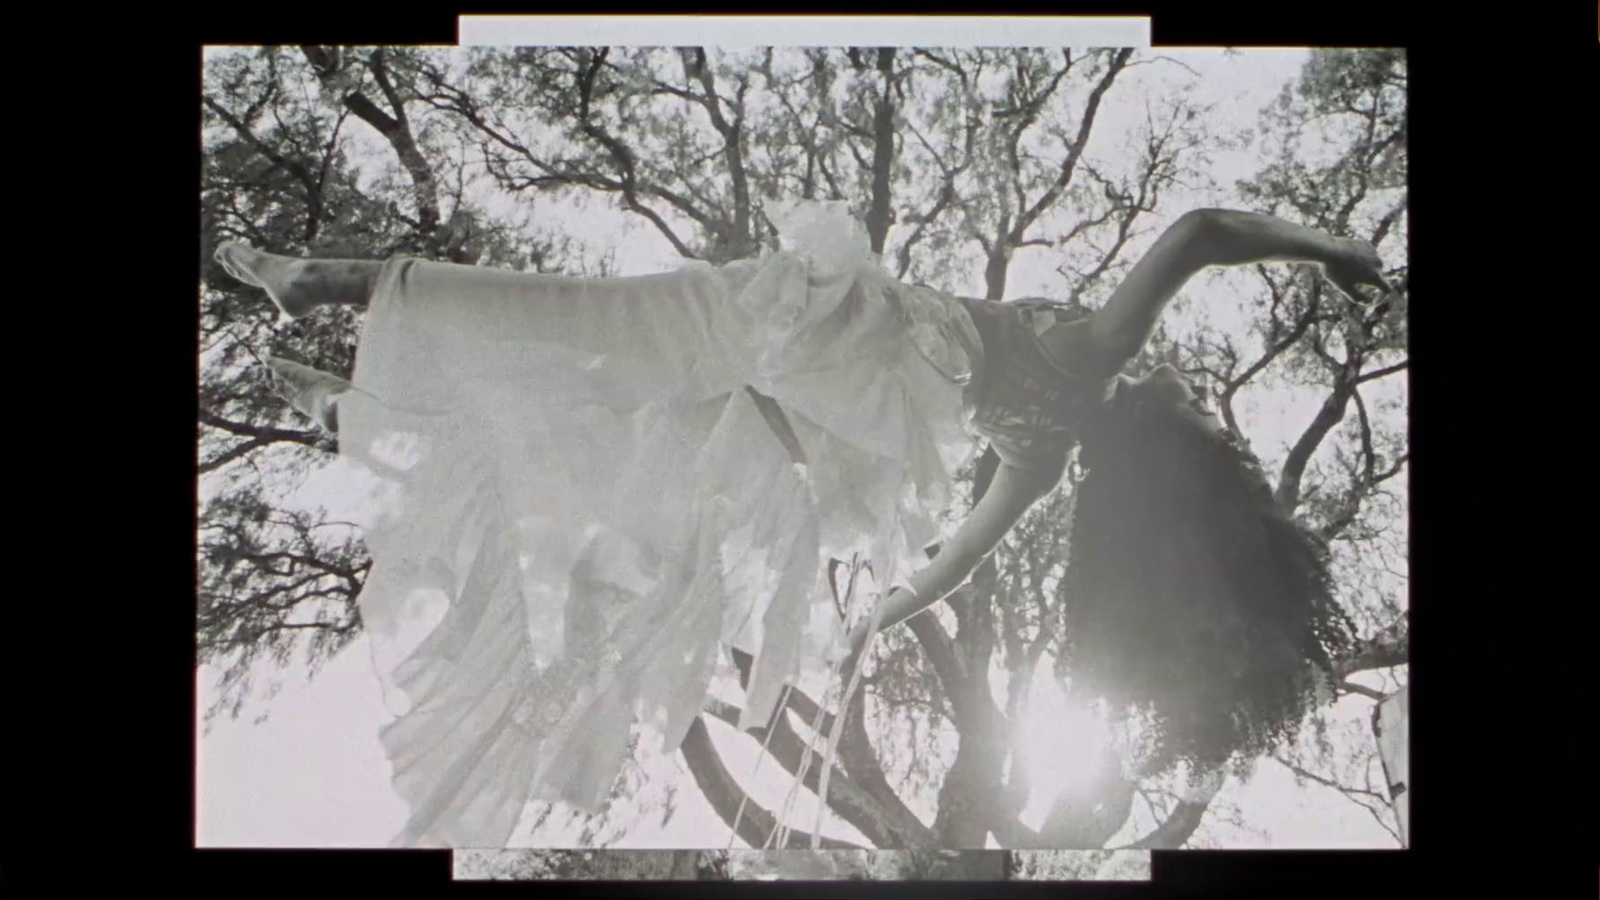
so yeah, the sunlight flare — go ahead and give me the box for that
[1017,657,1114,826]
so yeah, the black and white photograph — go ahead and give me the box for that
[196,22,1409,858]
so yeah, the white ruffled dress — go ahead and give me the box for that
[333,202,985,846]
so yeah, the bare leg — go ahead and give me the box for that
[264,355,350,434]
[215,242,384,318]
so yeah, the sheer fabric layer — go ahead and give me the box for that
[334,211,981,847]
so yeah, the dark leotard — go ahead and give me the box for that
[956,297,1120,473]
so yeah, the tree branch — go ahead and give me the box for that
[1274,755,1395,805]
[837,676,943,846]
[678,717,863,849]
[574,50,708,259]
[301,47,441,237]
[1370,195,1407,246]
[726,647,934,848]
[198,407,323,448]
[423,52,712,260]
[1339,679,1386,701]
[1275,374,1357,514]
[1218,271,1321,430]
[203,87,332,243]
[702,698,938,850]
[864,47,898,254]
[680,48,753,257]
[1010,48,1133,242]
[1357,359,1408,384]
[905,608,971,717]
[1121,801,1209,849]
[1061,150,1167,306]
[202,95,317,190]
[199,435,276,474]
[1333,614,1409,679]
[1312,387,1408,542]
[236,549,364,581]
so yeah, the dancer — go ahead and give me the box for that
[214,201,1390,846]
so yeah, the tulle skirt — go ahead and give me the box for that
[331,207,983,846]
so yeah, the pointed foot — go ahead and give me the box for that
[215,242,317,318]
[264,356,349,433]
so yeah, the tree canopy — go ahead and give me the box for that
[198,45,1408,850]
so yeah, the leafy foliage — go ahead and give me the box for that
[198,46,1407,848]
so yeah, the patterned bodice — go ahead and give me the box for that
[883,280,1120,472]
[956,297,1119,471]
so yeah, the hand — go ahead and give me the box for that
[1322,237,1394,304]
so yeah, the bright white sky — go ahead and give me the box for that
[198,40,1406,851]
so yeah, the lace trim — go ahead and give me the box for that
[891,282,981,386]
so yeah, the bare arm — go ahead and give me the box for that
[1059,209,1390,378]
[847,457,1061,652]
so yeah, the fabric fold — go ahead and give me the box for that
[330,202,984,846]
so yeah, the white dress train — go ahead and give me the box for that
[330,202,984,846]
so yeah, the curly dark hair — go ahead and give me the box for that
[1057,380,1357,778]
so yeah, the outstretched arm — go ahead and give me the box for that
[1063,209,1392,378]
[844,456,1062,656]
